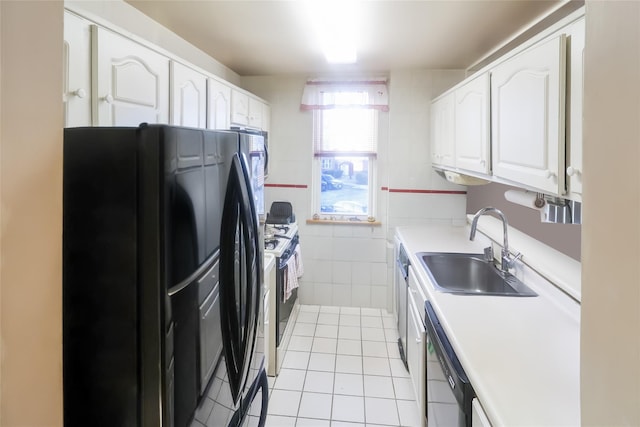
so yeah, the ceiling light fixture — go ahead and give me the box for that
[306,0,358,64]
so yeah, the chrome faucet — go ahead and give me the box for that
[469,207,521,272]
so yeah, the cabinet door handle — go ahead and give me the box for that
[103,94,114,104]
[73,88,87,99]
[545,170,556,179]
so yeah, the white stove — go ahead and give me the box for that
[264,222,298,258]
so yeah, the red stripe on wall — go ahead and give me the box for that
[265,183,308,189]
[385,188,467,195]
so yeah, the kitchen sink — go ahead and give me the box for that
[417,252,537,297]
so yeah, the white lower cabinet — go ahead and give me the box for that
[93,26,170,126]
[407,266,427,427]
[472,398,492,427]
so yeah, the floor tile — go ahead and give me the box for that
[360,316,383,328]
[319,305,340,314]
[363,375,395,399]
[282,351,310,370]
[265,415,297,427]
[392,377,415,401]
[332,395,365,423]
[206,402,232,427]
[340,314,361,327]
[333,373,363,396]
[298,391,333,420]
[268,389,302,417]
[362,356,391,376]
[361,341,388,358]
[382,316,396,329]
[389,358,410,378]
[318,313,340,325]
[364,397,399,426]
[335,354,363,374]
[361,327,386,342]
[331,422,365,427]
[338,326,361,340]
[274,368,306,391]
[296,417,331,427]
[298,312,320,324]
[293,322,317,337]
[289,336,314,352]
[308,353,336,372]
[316,324,339,339]
[337,339,362,356]
[300,305,321,313]
[361,308,382,317]
[304,370,334,393]
[383,328,399,342]
[386,342,401,359]
[340,307,361,316]
[396,399,422,427]
[312,337,338,354]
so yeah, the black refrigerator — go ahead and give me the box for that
[63,124,267,427]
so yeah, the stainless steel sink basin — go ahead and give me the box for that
[417,252,537,297]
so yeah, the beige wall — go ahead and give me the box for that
[581,1,640,424]
[1,1,64,426]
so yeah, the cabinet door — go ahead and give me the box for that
[430,92,455,168]
[231,89,249,126]
[171,61,206,128]
[248,97,264,129]
[407,267,426,427]
[63,12,92,127]
[93,26,169,126]
[207,78,231,130]
[565,18,584,199]
[491,35,567,194]
[455,73,490,174]
[262,103,271,133]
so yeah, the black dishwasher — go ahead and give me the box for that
[424,301,474,427]
[395,242,410,369]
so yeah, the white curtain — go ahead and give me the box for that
[300,78,389,111]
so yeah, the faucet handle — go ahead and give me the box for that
[483,246,494,262]
[502,252,523,271]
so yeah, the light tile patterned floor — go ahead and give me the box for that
[265,305,421,427]
[191,305,421,427]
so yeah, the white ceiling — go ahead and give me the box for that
[125,0,570,76]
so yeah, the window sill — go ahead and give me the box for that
[306,218,382,226]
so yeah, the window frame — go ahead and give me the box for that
[311,107,378,221]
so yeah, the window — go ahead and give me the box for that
[312,96,378,219]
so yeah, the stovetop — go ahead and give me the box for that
[264,222,298,258]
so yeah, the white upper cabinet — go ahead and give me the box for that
[455,73,490,174]
[491,34,567,195]
[248,97,264,129]
[207,78,231,130]
[63,12,92,127]
[262,103,271,133]
[231,89,249,126]
[170,61,207,128]
[93,26,169,126]
[565,18,585,199]
[430,92,455,168]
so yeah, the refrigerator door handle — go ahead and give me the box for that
[219,152,261,405]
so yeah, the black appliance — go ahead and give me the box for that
[396,243,410,369]
[274,233,300,346]
[424,301,474,427]
[63,124,267,427]
[266,201,296,224]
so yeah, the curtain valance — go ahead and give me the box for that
[300,78,389,111]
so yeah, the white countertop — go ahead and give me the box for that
[396,221,580,426]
